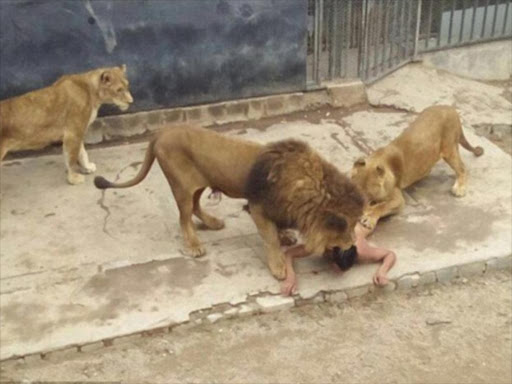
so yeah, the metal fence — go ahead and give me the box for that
[308,0,512,85]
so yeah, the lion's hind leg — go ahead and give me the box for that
[193,188,225,230]
[176,192,206,257]
[248,203,286,280]
[156,151,206,257]
[442,146,467,197]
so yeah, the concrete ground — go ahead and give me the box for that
[0,64,511,368]
[2,269,511,384]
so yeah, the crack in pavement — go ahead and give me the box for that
[369,101,414,114]
[97,189,114,239]
[96,163,140,239]
[340,123,374,155]
[330,132,350,151]
[0,287,31,295]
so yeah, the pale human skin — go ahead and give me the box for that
[281,223,396,296]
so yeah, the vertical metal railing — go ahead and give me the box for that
[358,0,420,82]
[308,0,512,86]
[311,0,323,86]
[419,0,512,53]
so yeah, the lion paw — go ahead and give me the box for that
[204,217,225,231]
[182,244,206,258]
[81,162,97,174]
[278,229,297,247]
[67,172,85,185]
[268,256,286,280]
[451,182,466,197]
[360,215,377,231]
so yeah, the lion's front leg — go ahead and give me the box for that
[361,188,405,232]
[63,131,85,185]
[78,143,96,174]
[249,203,286,280]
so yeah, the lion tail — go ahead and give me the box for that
[94,139,156,189]
[459,130,484,157]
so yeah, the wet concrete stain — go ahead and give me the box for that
[1,302,46,330]
[1,257,211,343]
[372,192,500,253]
[214,261,250,278]
[1,298,137,343]
[1,302,48,342]
[83,257,211,300]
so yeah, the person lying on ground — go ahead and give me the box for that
[281,222,396,296]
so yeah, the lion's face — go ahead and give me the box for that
[98,65,133,111]
[351,157,395,204]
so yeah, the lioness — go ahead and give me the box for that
[0,65,133,184]
[94,125,263,258]
[351,105,484,231]
[246,139,365,279]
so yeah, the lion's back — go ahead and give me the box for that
[0,82,72,148]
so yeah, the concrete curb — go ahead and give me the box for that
[85,80,368,144]
[6,254,511,364]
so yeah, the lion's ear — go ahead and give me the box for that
[376,165,385,177]
[100,71,112,85]
[354,157,366,167]
[325,212,347,232]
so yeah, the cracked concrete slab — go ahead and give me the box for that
[1,73,511,361]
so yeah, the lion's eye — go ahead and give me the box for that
[117,88,123,93]
[369,200,377,206]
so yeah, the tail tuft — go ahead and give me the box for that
[474,146,484,157]
[94,176,112,189]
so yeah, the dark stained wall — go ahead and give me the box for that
[0,0,307,114]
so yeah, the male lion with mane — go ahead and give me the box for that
[351,105,483,232]
[246,139,365,279]
[0,65,133,184]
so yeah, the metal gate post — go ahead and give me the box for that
[312,0,324,86]
[413,0,422,59]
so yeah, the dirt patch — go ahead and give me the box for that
[480,78,512,104]
[373,198,500,253]
[2,270,511,384]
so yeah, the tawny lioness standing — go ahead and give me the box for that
[0,65,133,184]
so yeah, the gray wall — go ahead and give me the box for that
[0,0,307,115]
